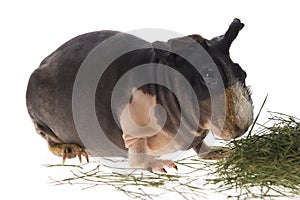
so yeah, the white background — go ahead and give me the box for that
[1,0,299,199]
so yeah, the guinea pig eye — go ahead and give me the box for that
[175,55,183,63]
[201,68,217,86]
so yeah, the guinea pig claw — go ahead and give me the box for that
[167,162,178,170]
[159,168,167,173]
[82,149,89,163]
[174,165,178,171]
[77,153,82,164]
[62,154,67,165]
[150,167,167,173]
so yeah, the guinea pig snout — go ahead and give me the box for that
[224,82,254,139]
[210,82,253,140]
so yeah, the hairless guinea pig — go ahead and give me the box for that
[26,18,253,172]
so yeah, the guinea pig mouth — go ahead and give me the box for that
[209,120,251,140]
[209,124,234,140]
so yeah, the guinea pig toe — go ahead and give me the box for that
[79,148,89,163]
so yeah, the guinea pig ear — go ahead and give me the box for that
[170,37,194,51]
[209,18,244,53]
[152,41,172,62]
[222,18,244,49]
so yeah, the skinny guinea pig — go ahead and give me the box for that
[26,19,253,172]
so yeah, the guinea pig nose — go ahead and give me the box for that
[233,125,248,139]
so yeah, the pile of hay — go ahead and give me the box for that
[206,112,300,199]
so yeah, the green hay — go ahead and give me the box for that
[206,112,300,199]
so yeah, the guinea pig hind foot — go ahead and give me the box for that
[48,142,89,165]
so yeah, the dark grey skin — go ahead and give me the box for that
[26,19,253,171]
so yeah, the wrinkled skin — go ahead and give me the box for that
[26,19,253,172]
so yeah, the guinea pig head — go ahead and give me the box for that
[204,18,254,140]
[153,18,254,140]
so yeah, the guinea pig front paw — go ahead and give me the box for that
[147,159,178,173]
[201,147,229,160]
